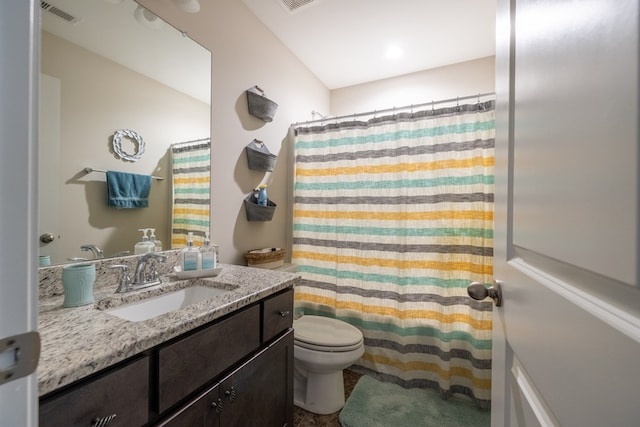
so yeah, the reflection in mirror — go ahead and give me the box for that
[39,0,211,266]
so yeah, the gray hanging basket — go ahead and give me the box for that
[245,139,277,171]
[246,85,278,122]
[244,193,276,221]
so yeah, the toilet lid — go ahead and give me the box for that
[293,315,363,348]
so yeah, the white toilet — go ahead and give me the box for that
[293,315,365,415]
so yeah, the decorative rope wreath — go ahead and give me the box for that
[112,129,145,162]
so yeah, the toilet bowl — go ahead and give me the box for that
[293,315,364,415]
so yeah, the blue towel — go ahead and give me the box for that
[106,171,152,208]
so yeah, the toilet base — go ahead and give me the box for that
[294,369,346,415]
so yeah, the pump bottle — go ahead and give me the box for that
[134,229,155,254]
[180,232,201,271]
[149,228,162,252]
[200,231,216,270]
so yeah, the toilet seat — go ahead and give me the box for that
[294,315,363,352]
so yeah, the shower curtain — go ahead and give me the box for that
[170,139,211,248]
[291,101,495,408]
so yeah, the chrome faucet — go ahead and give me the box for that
[110,252,167,293]
[80,244,104,259]
[134,252,168,285]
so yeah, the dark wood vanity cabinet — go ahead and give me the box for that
[159,330,293,427]
[158,288,294,427]
[38,287,294,427]
[157,304,261,413]
[39,356,150,427]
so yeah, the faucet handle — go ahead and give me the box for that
[110,264,131,293]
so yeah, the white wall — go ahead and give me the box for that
[330,56,495,117]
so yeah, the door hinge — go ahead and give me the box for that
[0,331,40,385]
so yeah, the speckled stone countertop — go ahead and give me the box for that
[38,251,299,397]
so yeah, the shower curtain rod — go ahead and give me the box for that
[294,92,495,126]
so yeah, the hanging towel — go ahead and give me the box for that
[106,171,152,208]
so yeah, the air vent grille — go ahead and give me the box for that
[41,1,82,24]
[278,0,316,13]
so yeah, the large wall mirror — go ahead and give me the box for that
[39,0,211,265]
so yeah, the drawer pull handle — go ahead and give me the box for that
[92,414,116,427]
[211,398,223,413]
[278,310,291,317]
[225,386,237,402]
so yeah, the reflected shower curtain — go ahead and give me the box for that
[292,102,495,408]
[170,139,211,248]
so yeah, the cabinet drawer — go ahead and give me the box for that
[262,288,294,342]
[157,304,260,413]
[39,356,149,427]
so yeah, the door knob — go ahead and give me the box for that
[467,280,503,307]
[40,233,55,243]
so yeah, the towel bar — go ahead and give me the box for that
[84,167,164,181]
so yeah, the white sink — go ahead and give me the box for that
[103,285,230,322]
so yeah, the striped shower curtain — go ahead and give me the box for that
[292,101,495,408]
[171,139,211,248]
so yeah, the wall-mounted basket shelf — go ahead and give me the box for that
[246,85,278,122]
[244,193,276,221]
[245,139,277,172]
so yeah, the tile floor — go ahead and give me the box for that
[293,369,362,427]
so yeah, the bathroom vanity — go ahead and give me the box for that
[37,258,298,427]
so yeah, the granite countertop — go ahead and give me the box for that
[38,261,299,397]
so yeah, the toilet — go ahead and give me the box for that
[293,315,365,415]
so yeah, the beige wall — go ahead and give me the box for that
[40,31,210,263]
[330,56,495,117]
[66,0,494,267]
[137,0,330,265]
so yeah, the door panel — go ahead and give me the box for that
[494,0,640,426]
[0,1,40,426]
[511,0,638,286]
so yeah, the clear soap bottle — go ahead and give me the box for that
[181,232,201,271]
[134,229,154,254]
[149,228,162,252]
[200,231,216,270]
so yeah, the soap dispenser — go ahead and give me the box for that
[149,228,162,252]
[181,232,201,271]
[200,231,216,270]
[134,229,154,254]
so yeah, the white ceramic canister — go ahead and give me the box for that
[62,263,96,307]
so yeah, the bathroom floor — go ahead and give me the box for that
[293,369,362,427]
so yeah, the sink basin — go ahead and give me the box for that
[103,285,230,322]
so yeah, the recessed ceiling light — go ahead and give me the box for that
[385,45,404,60]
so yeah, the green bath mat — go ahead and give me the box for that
[339,375,490,427]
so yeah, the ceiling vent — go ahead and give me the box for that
[41,1,83,24]
[277,0,318,14]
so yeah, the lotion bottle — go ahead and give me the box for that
[200,231,216,270]
[181,232,201,271]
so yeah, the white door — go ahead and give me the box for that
[491,0,640,426]
[0,0,40,426]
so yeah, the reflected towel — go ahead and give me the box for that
[106,171,152,208]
